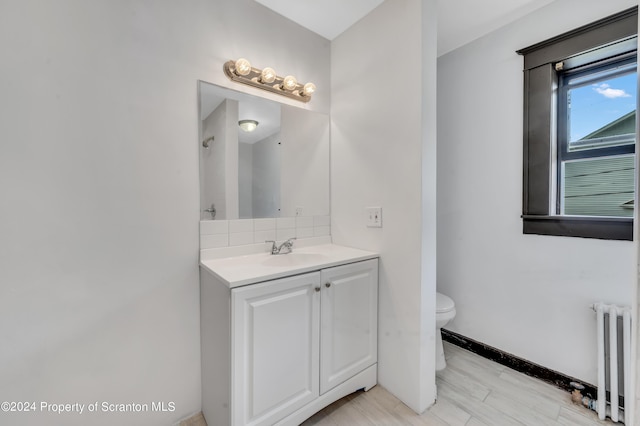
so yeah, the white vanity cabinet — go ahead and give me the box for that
[319,260,378,395]
[200,253,378,426]
[231,272,321,426]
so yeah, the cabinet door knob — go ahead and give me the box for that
[315,286,321,292]
[325,282,331,288]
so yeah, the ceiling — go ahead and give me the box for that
[254,0,385,40]
[437,0,556,55]
[201,82,280,144]
[255,0,556,56]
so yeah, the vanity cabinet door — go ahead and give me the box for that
[320,259,378,395]
[231,272,321,426]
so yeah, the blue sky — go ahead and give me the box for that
[568,72,637,140]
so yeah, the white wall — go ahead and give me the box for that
[238,142,253,219]
[252,133,281,218]
[224,100,240,220]
[202,99,235,220]
[437,0,638,386]
[0,0,329,424]
[331,0,438,413]
[280,106,330,217]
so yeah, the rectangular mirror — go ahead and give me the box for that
[199,80,330,220]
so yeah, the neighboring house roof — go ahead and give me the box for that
[581,110,636,140]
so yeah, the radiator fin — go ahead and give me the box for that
[594,303,632,424]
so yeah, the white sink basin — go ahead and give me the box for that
[262,252,328,267]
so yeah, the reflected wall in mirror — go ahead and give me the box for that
[199,80,330,220]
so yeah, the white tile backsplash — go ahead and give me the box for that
[200,220,229,235]
[295,216,314,228]
[296,227,314,238]
[314,215,330,227]
[314,226,331,237]
[199,216,329,249]
[200,233,229,249]
[254,230,277,243]
[254,218,276,231]
[229,231,254,246]
[229,219,254,233]
[277,229,297,241]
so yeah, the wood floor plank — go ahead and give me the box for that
[484,392,559,426]
[557,406,613,426]
[301,412,339,426]
[347,390,410,426]
[394,401,450,426]
[436,365,491,402]
[363,384,405,412]
[301,342,614,426]
[425,396,471,425]
[445,346,562,421]
[489,373,563,420]
[466,417,491,426]
[436,379,526,426]
[323,399,378,426]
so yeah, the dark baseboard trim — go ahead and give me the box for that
[441,329,598,399]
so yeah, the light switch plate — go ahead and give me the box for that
[365,207,382,228]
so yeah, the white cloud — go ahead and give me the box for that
[593,83,631,99]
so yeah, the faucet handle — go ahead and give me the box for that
[265,240,278,254]
[282,237,296,248]
[277,237,296,254]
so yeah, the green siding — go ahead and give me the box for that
[563,155,634,217]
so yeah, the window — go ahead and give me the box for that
[558,54,637,218]
[518,7,638,240]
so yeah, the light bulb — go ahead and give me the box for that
[260,67,276,84]
[234,58,252,76]
[302,82,316,96]
[282,75,297,91]
[239,120,258,132]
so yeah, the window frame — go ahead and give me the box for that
[556,54,636,217]
[517,7,638,240]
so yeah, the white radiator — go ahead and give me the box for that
[593,303,632,424]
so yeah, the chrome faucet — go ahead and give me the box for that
[266,238,296,255]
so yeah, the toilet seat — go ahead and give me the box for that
[436,292,455,314]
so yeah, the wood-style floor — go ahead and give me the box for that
[182,342,614,426]
[301,342,614,426]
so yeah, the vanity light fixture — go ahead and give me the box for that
[238,119,259,132]
[223,58,316,103]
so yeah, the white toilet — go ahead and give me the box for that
[436,292,456,371]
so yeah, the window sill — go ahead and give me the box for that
[522,215,633,241]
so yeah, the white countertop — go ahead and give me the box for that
[200,243,378,288]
